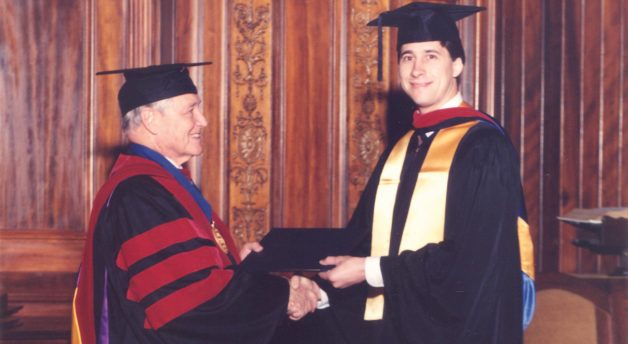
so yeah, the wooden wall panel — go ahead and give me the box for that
[500,1,523,148]
[599,0,622,273]
[228,0,273,244]
[540,0,563,272]
[281,0,335,227]
[601,0,621,208]
[520,0,543,273]
[0,0,89,231]
[559,0,625,275]
[127,0,161,64]
[474,0,495,115]
[346,0,389,217]
[330,0,348,227]
[198,1,229,218]
[559,0,583,273]
[1,2,627,340]
[173,1,203,184]
[0,0,625,341]
[580,0,602,273]
[623,0,628,207]
[0,231,83,273]
[489,0,627,275]
[282,0,335,227]
[92,0,126,200]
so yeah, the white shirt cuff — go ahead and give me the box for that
[316,289,330,309]
[365,256,384,287]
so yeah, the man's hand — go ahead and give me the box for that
[286,275,321,321]
[318,256,366,289]
[239,242,263,261]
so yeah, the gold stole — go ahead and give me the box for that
[365,121,477,320]
[518,218,535,280]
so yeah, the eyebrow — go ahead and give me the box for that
[400,48,442,56]
[423,49,442,54]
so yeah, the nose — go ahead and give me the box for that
[411,60,424,77]
[194,107,208,127]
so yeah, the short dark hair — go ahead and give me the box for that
[442,40,465,86]
[441,40,465,64]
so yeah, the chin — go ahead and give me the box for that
[408,93,429,105]
[190,148,204,157]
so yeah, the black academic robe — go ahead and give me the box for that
[305,114,523,344]
[76,154,289,344]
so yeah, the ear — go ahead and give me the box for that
[452,57,464,78]
[139,107,159,135]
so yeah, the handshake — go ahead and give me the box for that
[240,242,365,322]
[286,275,321,321]
[239,242,323,321]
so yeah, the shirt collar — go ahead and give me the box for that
[164,156,182,169]
[439,92,463,110]
[422,92,463,137]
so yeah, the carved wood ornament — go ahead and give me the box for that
[229,0,272,245]
[347,0,388,212]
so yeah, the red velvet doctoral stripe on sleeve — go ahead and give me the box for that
[144,269,234,330]
[115,213,236,330]
[125,246,223,302]
[116,218,212,270]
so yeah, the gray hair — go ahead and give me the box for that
[121,98,172,133]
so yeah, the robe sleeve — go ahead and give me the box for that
[379,124,523,343]
[93,175,289,344]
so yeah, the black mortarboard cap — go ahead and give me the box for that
[367,2,484,81]
[96,62,212,115]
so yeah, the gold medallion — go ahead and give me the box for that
[210,220,230,255]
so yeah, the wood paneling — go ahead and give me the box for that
[0,0,89,231]
[601,0,621,208]
[346,0,389,217]
[198,0,229,218]
[520,0,543,261]
[623,0,628,207]
[92,0,126,200]
[540,0,563,273]
[600,0,624,272]
[228,0,273,244]
[0,230,83,273]
[487,0,627,275]
[581,0,603,273]
[1,0,625,272]
[0,0,626,341]
[560,0,584,273]
[281,0,335,227]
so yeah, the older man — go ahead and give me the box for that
[72,63,320,344]
[315,2,535,344]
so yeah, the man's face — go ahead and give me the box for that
[151,93,207,166]
[398,41,463,113]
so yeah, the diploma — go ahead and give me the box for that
[239,227,361,272]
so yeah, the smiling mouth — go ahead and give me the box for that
[411,81,431,88]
